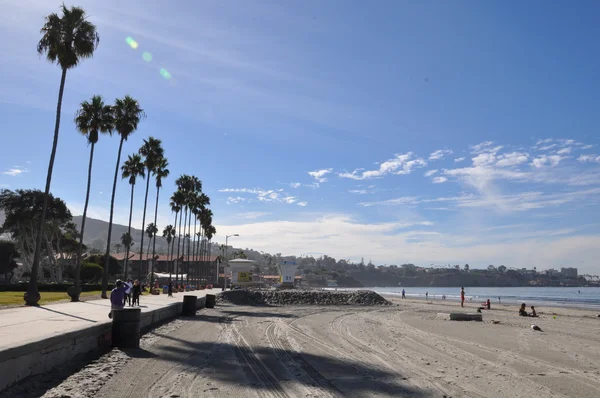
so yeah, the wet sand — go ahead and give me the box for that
[15,297,600,398]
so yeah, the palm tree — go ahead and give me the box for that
[72,95,113,302]
[137,137,164,280]
[101,96,145,298]
[120,154,145,280]
[162,224,175,281]
[170,190,185,284]
[29,5,100,305]
[205,224,216,283]
[200,207,213,282]
[150,158,170,289]
[120,232,134,277]
[144,222,157,276]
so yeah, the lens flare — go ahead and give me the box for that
[125,36,138,49]
[159,68,172,80]
[142,52,153,62]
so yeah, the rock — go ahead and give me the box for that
[218,289,391,306]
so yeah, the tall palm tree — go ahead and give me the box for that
[29,5,100,305]
[72,95,113,302]
[200,207,213,282]
[137,137,164,280]
[120,232,134,278]
[205,224,216,283]
[150,158,170,289]
[101,96,145,298]
[120,154,145,280]
[170,190,185,284]
[162,224,175,281]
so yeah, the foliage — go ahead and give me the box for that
[0,240,20,283]
[86,254,120,276]
[80,261,103,283]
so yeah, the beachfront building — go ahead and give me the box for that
[111,253,219,282]
[560,267,578,278]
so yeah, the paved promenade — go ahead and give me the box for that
[0,289,221,353]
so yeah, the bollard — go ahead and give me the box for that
[205,294,216,309]
[112,308,141,348]
[182,295,197,316]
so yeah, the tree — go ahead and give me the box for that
[80,261,102,283]
[0,189,74,284]
[137,137,164,280]
[102,96,145,298]
[170,190,185,284]
[0,240,20,283]
[488,265,497,272]
[120,153,145,280]
[464,264,469,271]
[498,265,507,273]
[87,254,120,276]
[72,95,114,301]
[150,157,169,289]
[120,231,134,276]
[30,5,100,305]
[162,224,175,280]
[145,223,158,271]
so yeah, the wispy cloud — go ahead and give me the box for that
[531,154,565,168]
[297,202,308,207]
[495,152,529,167]
[220,188,302,205]
[454,157,465,163]
[424,169,438,177]
[236,212,270,219]
[348,189,369,195]
[308,169,332,184]
[2,166,28,176]
[432,176,448,184]
[338,152,426,180]
[578,154,600,163]
[429,149,453,161]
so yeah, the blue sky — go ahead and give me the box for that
[1,0,599,273]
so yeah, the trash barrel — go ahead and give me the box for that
[112,308,141,348]
[182,295,197,316]
[205,294,216,308]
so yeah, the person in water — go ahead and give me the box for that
[519,303,528,317]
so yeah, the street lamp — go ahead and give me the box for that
[223,234,239,290]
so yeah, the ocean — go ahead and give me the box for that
[325,286,600,310]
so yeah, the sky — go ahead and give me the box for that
[1,0,599,274]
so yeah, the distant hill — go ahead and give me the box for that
[72,216,171,253]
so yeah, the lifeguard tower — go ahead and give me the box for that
[227,258,258,287]
[277,260,298,289]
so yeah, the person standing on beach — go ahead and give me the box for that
[132,280,141,306]
[168,281,173,297]
[402,289,406,299]
[123,279,133,307]
[460,287,465,307]
[426,292,428,300]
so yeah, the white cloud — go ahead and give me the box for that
[348,189,369,195]
[432,176,448,184]
[495,152,529,167]
[219,188,303,205]
[531,155,564,168]
[429,149,453,161]
[424,169,438,177]
[339,152,427,180]
[557,148,572,155]
[212,214,600,273]
[470,141,494,153]
[535,138,553,145]
[297,202,308,207]
[578,154,600,164]
[581,145,593,150]
[289,182,302,188]
[359,197,419,207]
[236,212,270,220]
[454,157,465,163]
[2,166,27,176]
[308,168,332,184]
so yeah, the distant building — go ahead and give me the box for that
[560,267,578,278]
[545,268,558,276]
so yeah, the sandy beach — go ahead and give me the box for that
[9,295,600,398]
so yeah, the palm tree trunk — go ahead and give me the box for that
[72,141,95,302]
[175,209,183,286]
[169,211,178,282]
[124,182,135,280]
[186,210,192,285]
[180,207,188,286]
[101,136,125,298]
[26,67,68,306]
[150,185,160,290]
[138,169,151,280]
[191,219,197,288]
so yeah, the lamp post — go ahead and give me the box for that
[224,234,239,290]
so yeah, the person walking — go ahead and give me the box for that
[132,280,141,306]
[426,292,428,300]
[124,279,133,307]
[460,287,465,308]
[109,280,127,318]
[168,280,173,297]
[402,289,406,299]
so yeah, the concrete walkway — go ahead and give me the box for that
[0,289,221,353]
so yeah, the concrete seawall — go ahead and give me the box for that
[0,290,218,392]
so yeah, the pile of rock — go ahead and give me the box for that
[218,289,390,306]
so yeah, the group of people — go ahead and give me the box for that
[109,279,142,318]
[519,303,538,317]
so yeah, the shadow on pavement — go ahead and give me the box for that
[35,306,98,323]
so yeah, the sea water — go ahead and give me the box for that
[325,286,600,310]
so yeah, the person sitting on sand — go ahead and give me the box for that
[519,303,528,317]
[530,306,538,317]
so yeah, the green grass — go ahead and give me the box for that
[0,290,103,306]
